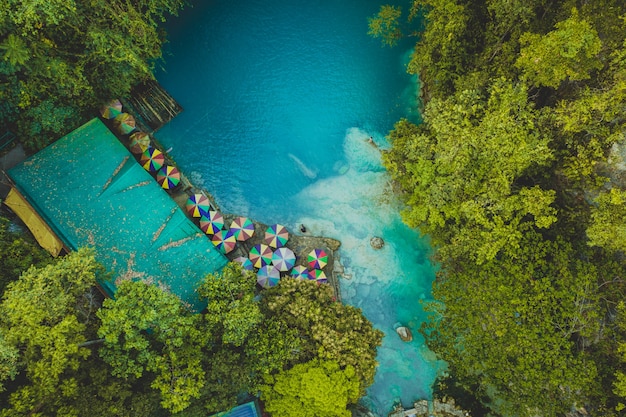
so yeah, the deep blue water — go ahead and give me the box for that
[156,1,443,415]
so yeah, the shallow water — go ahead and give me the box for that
[156,1,443,414]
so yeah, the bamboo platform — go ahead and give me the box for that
[122,80,183,132]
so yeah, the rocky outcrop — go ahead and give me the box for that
[370,236,384,249]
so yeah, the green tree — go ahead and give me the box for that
[0,248,101,416]
[0,216,51,296]
[261,360,360,417]
[97,280,206,413]
[197,263,262,346]
[0,0,185,150]
[516,9,602,88]
[261,279,383,393]
[383,79,555,263]
[368,5,403,47]
[422,234,601,416]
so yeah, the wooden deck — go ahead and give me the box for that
[122,80,183,132]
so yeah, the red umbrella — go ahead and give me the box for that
[307,248,328,270]
[309,269,328,283]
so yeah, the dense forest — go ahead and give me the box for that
[371,0,626,416]
[5,0,626,416]
[0,2,383,417]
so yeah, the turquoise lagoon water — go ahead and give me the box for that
[156,1,444,414]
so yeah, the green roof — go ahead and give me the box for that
[9,118,228,310]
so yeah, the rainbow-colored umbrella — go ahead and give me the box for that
[186,193,211,218]
[100,99,123,119]
[140,147,164,172]
[307,248,328,270]
[249,243,273,268]
[272,247,296,272]
[229,216,255,241]
[309,269,328,283]
[233,256,254,271]
[211,229,237,254]
[257,265,281,288]
[264,224,289,248]
[113,112,136,135]
[128,131,150,154]
[156,165,181,190]
[199,210,224,235]
[290,265,310,280]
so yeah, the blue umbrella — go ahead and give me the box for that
[257,265,281,288]
[272,247,296,272]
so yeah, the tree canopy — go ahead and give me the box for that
[376,0,626,415]
[0,0,184,150]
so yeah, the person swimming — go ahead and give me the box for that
[300,224,307,233]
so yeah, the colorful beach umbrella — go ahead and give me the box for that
[140,147,164,172]
[128,131,150,154]
[186,193,211,218]
[199,210,224,235]
[156,165,181,190]
[233,256,254,271]
[113,112,136,135]
[307,248,328,270]
[229,216,255,241]
[272,247,296,272]
[100,99,123,119]
[257,265,281,288]
[309,269,328,283]
[290,265,310,280]
[211,229,237,254]
[249,243,273,268]
[264,224,289,248]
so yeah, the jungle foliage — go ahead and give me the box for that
[372,0,626,415]
[0,258,380,416]
[0,0,184,151]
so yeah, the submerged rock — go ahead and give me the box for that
[370,236,384,250]
[393,322,413,342]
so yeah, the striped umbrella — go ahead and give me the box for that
[233,256,254,271]
[272,247,296,272]
[113,112,136,135]
[257,265,281,288]
[290,265,310,280]
[186,193,211,218]
[140,147,164,172]
[264,224,289,248]
[199,210,224,235]
[309,269,328,284]
[307,248,328,270]
[211,229,237,254]
[229,216,255,241]
[249,243,273,268]
[156,165,181,190]
[128,131,150,154]
[100,99,122,119]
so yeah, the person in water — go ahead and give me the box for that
[300,224,307,233]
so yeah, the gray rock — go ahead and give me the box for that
[370,236,384,250]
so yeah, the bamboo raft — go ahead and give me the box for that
[122,80,183,132]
